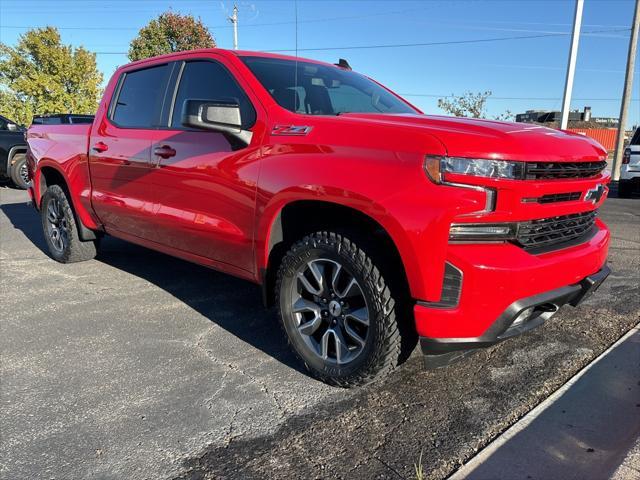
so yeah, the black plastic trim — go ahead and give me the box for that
[520,224,599,255]
[417,262,463,309]
[420,265,611,361]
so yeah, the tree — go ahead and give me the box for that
[0,27,103,126]
[438,91,513,121]
[128,12,216,62]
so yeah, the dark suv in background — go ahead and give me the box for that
[0,115,28,189]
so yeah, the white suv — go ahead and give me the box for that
[620,128,640,197]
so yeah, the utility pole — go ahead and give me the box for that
[560,0,584,130]
[228,4,239,50]
[612,0,639,181]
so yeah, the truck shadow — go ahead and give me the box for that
[1,199,304,376]
[0,197,50,253]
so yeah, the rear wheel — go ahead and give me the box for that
[276,231,407,387]
[10,153,29,189]
[41,185,98,263]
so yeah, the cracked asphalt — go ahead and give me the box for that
[0,185,638,480]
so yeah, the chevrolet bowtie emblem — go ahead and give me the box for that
[585,184,606,204]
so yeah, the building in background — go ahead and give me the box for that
[515,106,618,127]
[515,106,621,155]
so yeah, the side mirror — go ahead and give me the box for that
[7,123,18,131]
[181,99,252,144]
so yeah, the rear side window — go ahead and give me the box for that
[171,60,256,130]
[111,64,170,128]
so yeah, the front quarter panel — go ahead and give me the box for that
[255,120,488,301]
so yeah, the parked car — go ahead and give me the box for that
[0,115,28,189]
[32,114,94,125]
[26,49,611,387]
[619,128,640,197]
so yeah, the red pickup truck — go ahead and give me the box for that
[26,49,611,387]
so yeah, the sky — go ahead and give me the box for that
[1,0,638,127]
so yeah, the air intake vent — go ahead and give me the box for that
[427,262,463,308]
[516,210,597,251]
[523,192,582,204]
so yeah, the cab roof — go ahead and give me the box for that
[125,48,340,70]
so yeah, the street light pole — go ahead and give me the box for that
[228,4,239,50]
[560,0,584,130]
[612,0,640,181]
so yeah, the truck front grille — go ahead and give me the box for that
[516,210,598,251]
[525,161,607,180]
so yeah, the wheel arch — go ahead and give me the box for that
[260,199,411,308]
[38,164,98,241]
[6,145,27,175]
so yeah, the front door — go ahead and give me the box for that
[146,58,263,273]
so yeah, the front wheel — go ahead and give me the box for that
[276,231,406,387]
[41,184,99,263]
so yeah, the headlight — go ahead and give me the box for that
[425,156,524,183]
[449,223,517,241]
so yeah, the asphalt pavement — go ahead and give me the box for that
[0,185,638,480]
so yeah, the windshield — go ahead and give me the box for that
[241,56,416,116]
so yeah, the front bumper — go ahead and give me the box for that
[419,264,610,367]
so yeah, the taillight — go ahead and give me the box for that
[622,148,631,165]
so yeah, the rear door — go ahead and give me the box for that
[89,63,173,239]
[144,57,263,273]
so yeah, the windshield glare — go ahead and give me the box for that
[241,56,416,116]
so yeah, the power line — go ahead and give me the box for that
[0,5,436,31]
[0,20,630,36]
[264,28,630,53]
[400,94,639,101]
[88,27,630,56]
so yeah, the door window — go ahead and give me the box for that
[111,64,170,128]
[170,60,256,130]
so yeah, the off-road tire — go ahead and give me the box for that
[41,185,98,263]
[276,231,407,387]
[10,153,29,189]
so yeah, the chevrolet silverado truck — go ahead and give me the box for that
[26,49,611,387]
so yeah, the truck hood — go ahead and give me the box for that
[339,113,607,162]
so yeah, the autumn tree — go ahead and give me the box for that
[438,91,513,121]
[128,12,216,61]
[0,27,103,126]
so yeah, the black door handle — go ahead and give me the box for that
[153,145,176,159]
